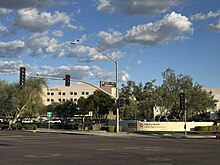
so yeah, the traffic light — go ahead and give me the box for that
[179,92,185,110]
[118,98,124,108]
[65,74,70,86]
[20,67,26,86]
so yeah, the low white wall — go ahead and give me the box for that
[137,121,214,131]
[108,120,214,132]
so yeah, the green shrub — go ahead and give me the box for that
[107,126,115,133]
[0,124,3,129]
[23,124,37,130]
[11,123,23,130]
[195,126,209,131]
[1,124,9,130]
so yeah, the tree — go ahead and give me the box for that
[0,80,17,119]
[85,90,115,122]
[120,81,142,119]
[157,68,217,120]
[10,78,47,125]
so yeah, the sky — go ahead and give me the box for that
[0,0,220,88]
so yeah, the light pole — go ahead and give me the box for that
[71,41,120,133]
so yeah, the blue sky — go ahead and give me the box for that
[0,0,220,87]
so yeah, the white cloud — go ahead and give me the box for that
[190,10,220,21]
[125,12,193,45]
[0,24,9,35]
[26,32,58,56]
[137,60,142,65]
[34,65,102,80]
[97,0,178,16]
[0,60,22,74]
[52,30,63,37]
[0,40,25,58]
[208,19,220,32]
[98,29,125,50]
[68,44,124,62]
[0,8,12,15]
[14,8,77,32]
[121,71,130,82]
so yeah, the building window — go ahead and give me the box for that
[74,99,77,102]
[47,98,50,102]
[47,92,50,95]
[82,91,85,95]
[58,92,61,95]
[63,99,65,102]
[70,98,73,101]
[63,92,66,95]
[51,92,54,96]
[86,92,89,95]
[51,99,54,102]
[58,98,61,102]
[70,92,73,95]
[74,92,77,95]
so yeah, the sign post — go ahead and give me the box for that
[47,112,52,131]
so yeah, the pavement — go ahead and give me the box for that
[32,128,217,139]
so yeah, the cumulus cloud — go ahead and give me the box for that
[96,12,192,47]
[190,10,220,21]
[0,8,12,15]
[96,0,178,16]
[98,29,125,50]
[67,44,124,62]
[0,0,64,10]
[0,60,22,74]
[125,12,193,45]
[121,71,130,82]
[208,19,220,32]
[14,8,77,32]
[0,40,25,58]
[33,65,107,80]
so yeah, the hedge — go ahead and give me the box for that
[195,126,220,131]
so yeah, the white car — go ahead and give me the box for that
[22,119,33,123]
[48,119,61,123]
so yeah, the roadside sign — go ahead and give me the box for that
[100,81,117,87]
[47,112,52,117]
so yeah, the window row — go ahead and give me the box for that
[47,98,78,102]
[47,91,90,96]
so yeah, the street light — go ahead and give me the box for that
[71,40,120,133]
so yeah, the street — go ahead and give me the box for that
[0,130,220,165]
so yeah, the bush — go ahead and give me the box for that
[23,124,37,130]
[107,126,115,133]
[195,126,209,131]
[1,124,9,130]
[11,123,23,130]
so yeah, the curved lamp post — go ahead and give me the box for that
[71,41,120,133]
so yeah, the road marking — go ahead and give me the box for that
[124,147,140,150]
[143,146,163,151]
[24,153,62,158]
[96,148,114,151]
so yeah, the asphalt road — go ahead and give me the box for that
[0,130,220,165]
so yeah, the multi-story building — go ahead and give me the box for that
[204,88,220,120]
[42,84,116,106]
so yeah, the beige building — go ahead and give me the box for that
[42,83,116,106]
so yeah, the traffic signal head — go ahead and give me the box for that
[179,92,185,110]
[65,74,70,86]
[20,67,26,86]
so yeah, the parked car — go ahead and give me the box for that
[22,118,33,123]
[48,119,62,124]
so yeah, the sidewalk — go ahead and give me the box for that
[32,128,217,139]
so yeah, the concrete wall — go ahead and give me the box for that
[109,120,214,132]
[137,121,214,132]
